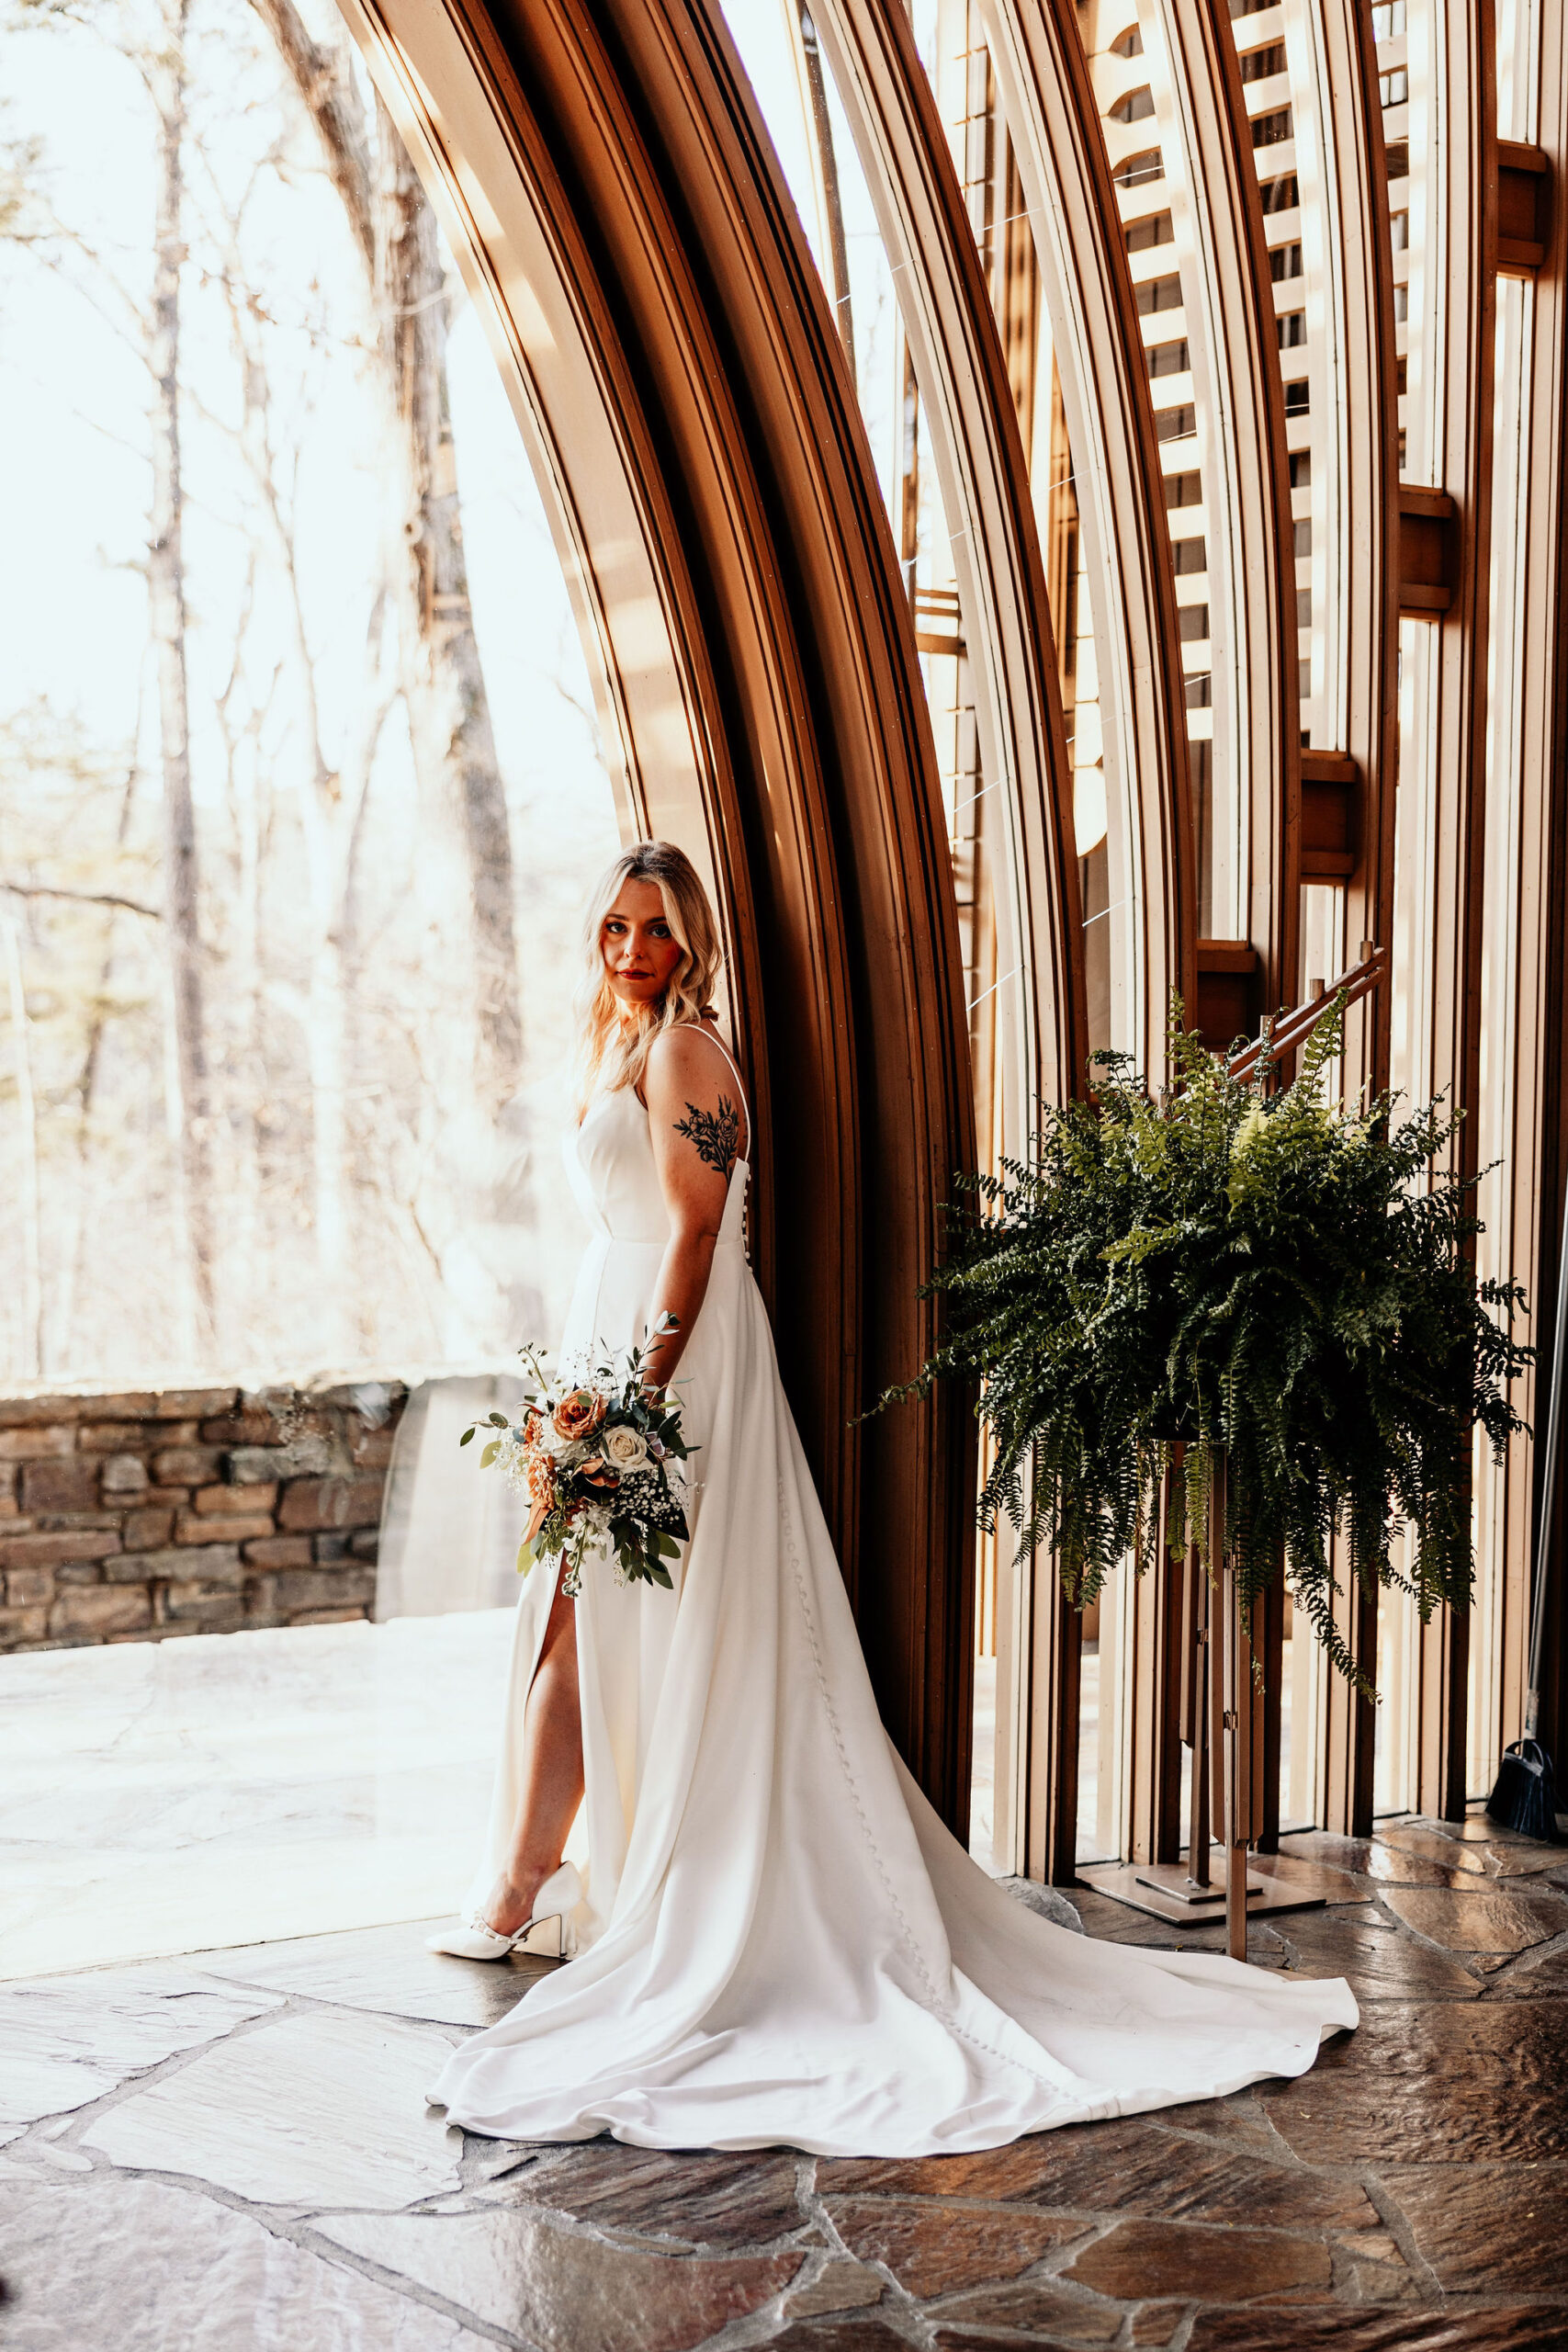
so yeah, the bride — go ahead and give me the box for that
[425,839,1357,2155]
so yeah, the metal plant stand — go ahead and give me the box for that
[1081,961,1396,1956]
[1091,1451,1333,1957]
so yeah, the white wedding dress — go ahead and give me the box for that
[428,1035,1357,2154]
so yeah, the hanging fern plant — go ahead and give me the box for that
[883,1000,1532,1690]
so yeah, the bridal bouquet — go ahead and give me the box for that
[459,1320,694,1596]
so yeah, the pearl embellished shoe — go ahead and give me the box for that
[425,1862,581,1962]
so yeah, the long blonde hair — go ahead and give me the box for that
[573,841,725,1110]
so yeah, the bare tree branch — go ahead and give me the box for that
[2,880,163,920]
[1,366,151,466]
[7,234,150,360]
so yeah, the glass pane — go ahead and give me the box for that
[1077,0,1237,942]
[1378,611,1436,1817]
[0,3,617,1380]
[1077,1555,1133,1862]
[0,0,626,1973]
[1378,1,1416,485]
[1469,268,1534,1798]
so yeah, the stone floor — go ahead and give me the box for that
[3,1812,1566,2350]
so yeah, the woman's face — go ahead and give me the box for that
[600,878,683,1012]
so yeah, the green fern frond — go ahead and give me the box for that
[873,989,1533,1694]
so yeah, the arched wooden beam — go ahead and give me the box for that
[969,0,1200,1885]
[1404,0,1497,1827]
[1531,10,1568,1776]
[977,0,1198,1080]
[807,0,1088,1127]
[803,0,1090,1886]
[1278,0,1401,1838]
[1506,0,1568,1807]
[340,0,979,1824]
[1143,0,1301,1028]
[1281,0,1399,1080]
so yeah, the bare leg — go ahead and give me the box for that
[480,1578,584,1936]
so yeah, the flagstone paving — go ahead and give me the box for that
[1,1814,1565,2351]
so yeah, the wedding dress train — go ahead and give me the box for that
[428,1037,1357,2154]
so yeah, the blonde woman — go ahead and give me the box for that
[426,840,1355,2156]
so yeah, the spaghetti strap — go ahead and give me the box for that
[689,1023,750,1158]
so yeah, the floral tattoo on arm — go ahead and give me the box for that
[676,1094,741,1180]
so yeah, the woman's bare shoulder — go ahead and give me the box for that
[645,1021,729,1091]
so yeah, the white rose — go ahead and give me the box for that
[602,1424,649,1474]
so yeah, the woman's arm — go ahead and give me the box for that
[639,1026,746,1388]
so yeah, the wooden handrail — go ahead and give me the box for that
[1224,943,1390,1087]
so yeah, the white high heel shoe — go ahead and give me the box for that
[425,1862,581,1962]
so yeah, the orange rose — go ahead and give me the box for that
[526,1454,557,1509]
[523,1409,546,1452]
[553,1389,606,1443]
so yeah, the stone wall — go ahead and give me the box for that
[0,1381,408,1652]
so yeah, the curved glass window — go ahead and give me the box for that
[0,0,617,1381]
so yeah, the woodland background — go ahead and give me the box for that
[0,0,620,1385]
